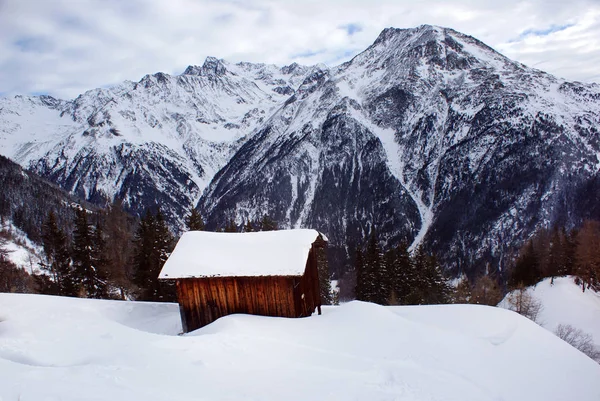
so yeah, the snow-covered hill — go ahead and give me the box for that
[501,276,600,347]
[0,294,598,401]
[2,25,600,274]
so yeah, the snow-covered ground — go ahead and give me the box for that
[1,294,598,400]
[500,276,600,345]
[1,222,42,272]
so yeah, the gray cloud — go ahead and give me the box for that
[1,0,599,99]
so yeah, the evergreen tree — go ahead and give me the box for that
[38,211,76,296]
[103,199,135,299]
[132,208,175,301]
[453,275,472,303]
[316,239,332,305]
[405,245,429,305]
[420,253,451,304]
[89,220,109,298]
[72,207,95,297]
[384,246,400,304]
[385,241,413,304]
[471,275,503,306]
[364,230,386,304]
[243,219,255,233]
[509,240,541,288]
[354,246,367,301]
[185,207,205,231]
[224,218,237,233]
[132,209,155,299]
[546,226,562,283]
[260,215,278,231]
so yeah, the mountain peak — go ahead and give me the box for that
[372,25,448,47]
[202,56,227,75]
[183,57,228,76]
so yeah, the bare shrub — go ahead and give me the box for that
[505,285,543,323]
[555,324,600,363]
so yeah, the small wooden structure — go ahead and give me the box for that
[159,229,327,332]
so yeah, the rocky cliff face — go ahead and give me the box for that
[2,25,600,276]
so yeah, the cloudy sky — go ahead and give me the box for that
[1,0,599,99]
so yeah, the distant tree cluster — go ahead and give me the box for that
[216,214,279,233]
[354,230,451,306]
[33,200,141,299]
[509,220,600,292]
[1,198,179,302]
[453,274,504,306]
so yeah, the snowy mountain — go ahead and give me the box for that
[0,59,313,227]
[198,25,600,274]
[2,25,600,275]
[1,294,599,401]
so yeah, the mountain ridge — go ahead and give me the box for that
[2,25,600,277]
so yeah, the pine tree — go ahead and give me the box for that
[471,275,503,306]
[405,245,428,305]
[384,246,400,304]
[72,207,95,297]
[453,275,472,303]
[132,208,175,301]
[421,253,451,304]
[364,230,385,304]
[132,209,157,300]
[385,241,412,304]
[260,215,278,231]
[38,211,76,296]
[509,240,541,288]
[103,199,135,299]
[185,207,205,231]
[316,239,332,305]
[89,220,109,298]
[546,226,562,283]
[243,219,255,233]
[224,218,237,233]
[354,246,367,301]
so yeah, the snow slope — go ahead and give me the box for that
[501,276,600,345]
[0,294,598,401]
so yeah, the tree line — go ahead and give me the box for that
[0,204,297,302]
[509,220,600,292]
[1,199,171,300]
[354,230,452,305]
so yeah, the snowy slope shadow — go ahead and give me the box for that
[99,300,182,335]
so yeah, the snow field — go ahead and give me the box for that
[500,276,600,345]
[0,293,599,401]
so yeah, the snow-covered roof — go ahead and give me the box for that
[159,229,325,279]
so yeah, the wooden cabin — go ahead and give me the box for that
[159,229,327,333]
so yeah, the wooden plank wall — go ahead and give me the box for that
[177,276,299,332]
[175,236,327,332]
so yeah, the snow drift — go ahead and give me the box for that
[0,293,598,400]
